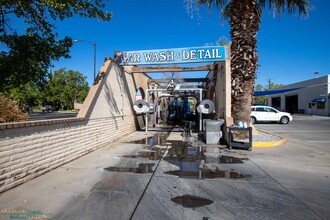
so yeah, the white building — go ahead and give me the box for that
[267,75,329,116]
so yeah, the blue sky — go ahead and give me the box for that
[53,0,330,87]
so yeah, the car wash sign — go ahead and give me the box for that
[115,46,226,65]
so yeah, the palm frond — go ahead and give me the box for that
[197,0,227,11]
[259,0,313,17]
[197,0,229,19]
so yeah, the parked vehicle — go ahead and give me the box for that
[250,106,293,124]
[41,105,52,112]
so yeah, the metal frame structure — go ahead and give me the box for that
[145,88,203,134]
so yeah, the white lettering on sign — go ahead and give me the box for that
[118,46,225,65]
[122,52,141,63]
[182,49,222,60]
[143,51,175,63]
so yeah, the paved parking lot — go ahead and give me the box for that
[251,115,330,219]
[0,115,329,220]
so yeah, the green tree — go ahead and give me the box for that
[268,82,284,90]
[253,84,268,104]
[0,34,72,91]
[0,0,112,91]
[9,82,42,107]
[253,82,284,105]
[189,0,312,124]
[44,68,89,109]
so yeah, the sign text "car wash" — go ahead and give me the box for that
[115,46,226,65]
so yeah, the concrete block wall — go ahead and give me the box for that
[0,116,135,193]
[0,59,148,194]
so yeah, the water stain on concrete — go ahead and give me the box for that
[219,155,247,164]
[171,195,213,208]
[104,163,155,174]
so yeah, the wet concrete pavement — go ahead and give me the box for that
[0,121,329,219]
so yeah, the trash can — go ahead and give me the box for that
[203,119,211,138]
[205,119,224,144]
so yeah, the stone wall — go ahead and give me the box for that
[0,59,151,194]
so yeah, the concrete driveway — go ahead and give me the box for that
[0,116,329,220]
[251,115,330,219]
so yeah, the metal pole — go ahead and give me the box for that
[72,39,97,81]
[145,89,149,134]
[199,88,203,133]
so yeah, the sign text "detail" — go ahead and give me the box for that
[116,46,226,65]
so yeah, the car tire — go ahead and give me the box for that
[280,116,289,124]
[250,116,256,124]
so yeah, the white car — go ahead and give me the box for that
[250,106,293,124]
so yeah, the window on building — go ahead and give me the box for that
[317,102,325,109]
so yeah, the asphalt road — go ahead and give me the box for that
[0,115,329,220]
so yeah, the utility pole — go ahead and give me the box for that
[268,79,271,89]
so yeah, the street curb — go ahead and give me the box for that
[252,128,287,148]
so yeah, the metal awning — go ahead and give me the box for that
[253,88,301,97]
[312,98,326,103]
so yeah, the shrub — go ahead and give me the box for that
[0,95,27,123]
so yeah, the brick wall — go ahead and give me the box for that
[0,59,151,194]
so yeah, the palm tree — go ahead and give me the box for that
[194,0,312,124]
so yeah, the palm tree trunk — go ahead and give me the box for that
[230,0,261,124]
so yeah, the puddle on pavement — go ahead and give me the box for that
[120,132,251,179]
[171,195,213,208]
[124,133,169,146]
[104,163,155,174]
[122,134,204,162]
[163,142,249,179]
[219,155,247,164]
[123,151,160,160]
[165,168,250,179]
[164,141,205,159]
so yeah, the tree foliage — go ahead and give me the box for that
[44,68,89,109]
[253,82,284,105]
[6,69,89,111]
[0,34,72,90]
[9,81,42,107]
[0,0,112,91]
